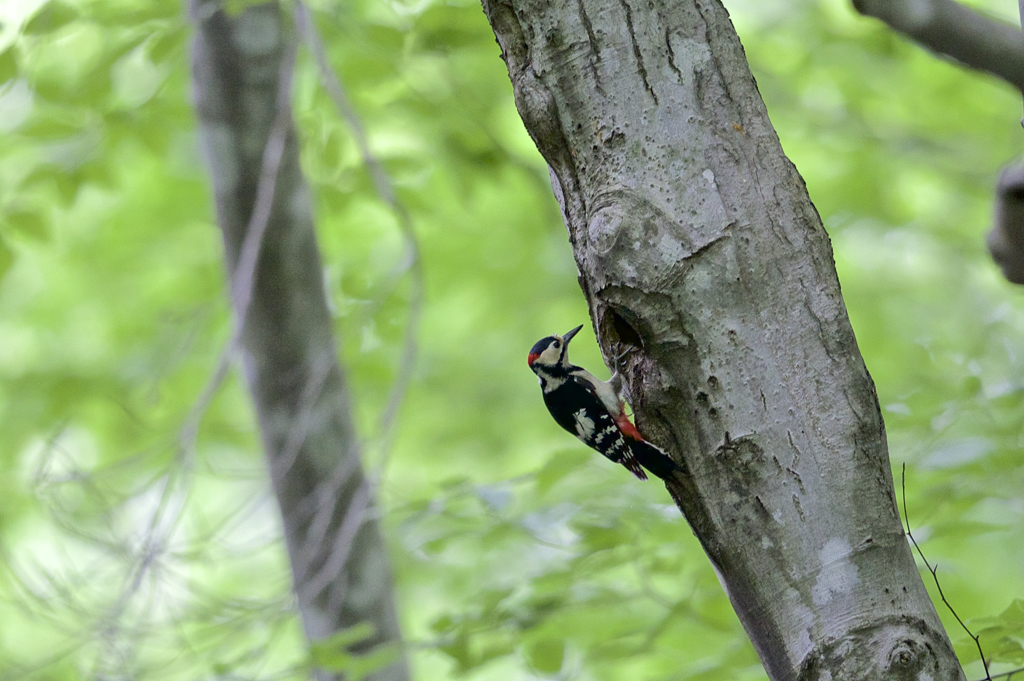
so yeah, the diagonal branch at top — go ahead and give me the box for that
[853,0,1024,91]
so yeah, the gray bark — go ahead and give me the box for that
[189,3,408,679]
[480,0,966,679]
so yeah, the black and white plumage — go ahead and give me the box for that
[527,325,679,481]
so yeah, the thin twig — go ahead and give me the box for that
[228,41,298,326]
[901,463,992,681]
[271,350,336,480]
[303,480,371,603]
[294,0,424,481]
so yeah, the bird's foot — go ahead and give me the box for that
[607,342,637,399]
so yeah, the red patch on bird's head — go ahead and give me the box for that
[527,352,540,367]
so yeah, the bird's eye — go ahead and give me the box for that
[553,341,560,348]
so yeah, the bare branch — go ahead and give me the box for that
[853,0,1024,91]
[294,1,424,479]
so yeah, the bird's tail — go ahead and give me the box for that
[620,454,648,481]
[629,440,681,480]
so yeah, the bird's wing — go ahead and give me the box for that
[570,369,623,417]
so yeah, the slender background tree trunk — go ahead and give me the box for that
[189,3,408,679]
[480,0,966,678]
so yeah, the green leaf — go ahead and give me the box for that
[147,28,185,64]
[89,3,180,26]
[367,25,405,52]
[309,623,400,676]
[311,623,376,660]
[0,47,17,85]
[960,375,982,398]
[998,599,1024,627]
[16,113,81,140]
[23,1,79,35]
[972,603,1024,665]
[311,630,402,677]
[439,634,472,670]
[51,173,81,206]
[0,235,13,282]
[524,638,565,674]
[535,448,589,494]
[348,642,402,679]
[430,614,455,634]
[3,207,48,241]
[310,646,353,673]
[322,127,345,171]
[577,522,627,551]
[414,5,489,51]
[73,67,112,106]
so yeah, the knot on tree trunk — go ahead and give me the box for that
[796,616,960,680]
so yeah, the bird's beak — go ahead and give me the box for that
[562,324,584,345]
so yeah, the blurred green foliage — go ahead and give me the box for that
[0,0,1021,679]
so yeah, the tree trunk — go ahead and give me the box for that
[480,0,966,678]
[189,3,408,679]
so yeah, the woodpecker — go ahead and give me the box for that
[527,324,678,481]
